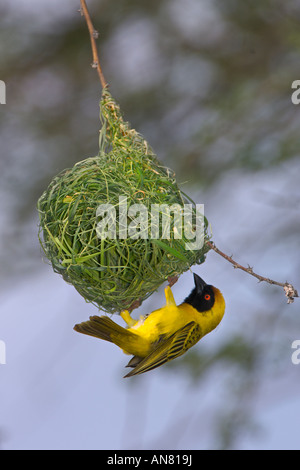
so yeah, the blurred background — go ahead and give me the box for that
[0,0,300,450]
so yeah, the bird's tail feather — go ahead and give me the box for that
[74,315,118,342]
[74,315,148,355]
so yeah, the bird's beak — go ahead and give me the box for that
[193,273,207,294]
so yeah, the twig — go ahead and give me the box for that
[79,0,108,89]
[206,241,298,304]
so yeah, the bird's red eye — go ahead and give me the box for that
[204,294,211,301]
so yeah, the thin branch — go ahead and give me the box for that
[79,0,108,89]
[206,241,298,304]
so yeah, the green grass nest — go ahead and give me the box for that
[37,89,211,314]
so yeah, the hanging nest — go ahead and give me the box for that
[38,89,211,314]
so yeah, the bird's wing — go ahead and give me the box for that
[124,321,202,377]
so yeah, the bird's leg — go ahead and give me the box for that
[164,286,177,306]
[120,310,138,327]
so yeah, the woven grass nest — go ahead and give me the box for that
[38,89,211,314]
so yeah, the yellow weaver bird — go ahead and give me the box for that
[74,273,225,377]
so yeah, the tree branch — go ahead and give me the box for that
[206,241,298,304]
[79,0,108,89]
